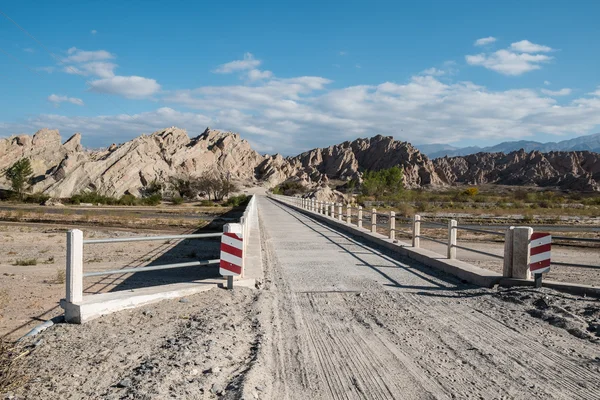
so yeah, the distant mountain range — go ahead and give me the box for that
[418,133,600,159]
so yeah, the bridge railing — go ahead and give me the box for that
[64,195,257,306]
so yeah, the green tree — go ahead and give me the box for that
[3,158,33,200]
[360,166,404,199]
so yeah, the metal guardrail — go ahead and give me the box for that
[552,236,600,243]
[455,226,505,237]
[83,259,221,277]
[83,233,222,244]
[452,244,504,260]
[63,195,257,307]
[271,194,600,277]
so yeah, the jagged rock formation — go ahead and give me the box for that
[1,128,599,198]
[1,127,266,198]
[434,150,600,192]
[282,135,446,188]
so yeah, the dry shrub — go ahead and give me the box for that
[54,268,66,284]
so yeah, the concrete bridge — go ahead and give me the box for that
[254,196,600,399]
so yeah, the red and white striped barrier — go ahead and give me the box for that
[530,232,551,274]
[220,224,243,276]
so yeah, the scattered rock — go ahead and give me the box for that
[117,378,132,388]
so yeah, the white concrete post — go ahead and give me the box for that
[448,219,457,259]
[389,211,395,240]
[338,203,343,221]
[371,209,377,233]
[412,215,421,248]
[358,206,363,228]
[66,229,83,303]
[512,227,533,279]
[502,226,515,277]
[346,204,351,224]
[330,202,335,218]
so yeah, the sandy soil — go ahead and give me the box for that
[14,288,259,399]
[0,222,221,340]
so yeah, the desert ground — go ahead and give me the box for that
[0,201,243,340]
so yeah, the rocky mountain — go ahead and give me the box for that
[421,132,600,159]
[434,150,600,192]
[1,128,600,198]
[282,135,445,188]
[0,127,267,198]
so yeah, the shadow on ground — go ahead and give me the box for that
[85,206,246,294]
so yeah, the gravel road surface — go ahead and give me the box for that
[245,197,600,399]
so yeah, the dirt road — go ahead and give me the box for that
[245,197,600,399]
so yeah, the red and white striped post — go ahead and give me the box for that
[530,232,551,288]
[220,223,243,289]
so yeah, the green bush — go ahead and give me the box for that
[199,200,217,207]
[224,194,250,207]
[171,196,184,205]
[23,193,50,204]
[141,194,162,206]
[273,181,307,196]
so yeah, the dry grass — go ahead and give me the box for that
[13,259,37,266]
[53,268,65,285]
[0,340,28,393]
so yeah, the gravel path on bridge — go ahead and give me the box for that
[242,197,600,400]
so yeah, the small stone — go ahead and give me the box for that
[117,378,132,388]
[210,383,225,395]
[210,366,221,374]
[179,298,190,304]
[33,339,44,347]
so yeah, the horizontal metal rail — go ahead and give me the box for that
[83,259,220,277]
[394,216,413,221]
[417,235,447,246]
[452,244,504,260]
[456,226,505,236]
[83,233,223,244]
[421,222,447,228]
[552,236,600,243]
[550,261,600,270]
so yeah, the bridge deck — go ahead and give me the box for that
[256,196,600,400]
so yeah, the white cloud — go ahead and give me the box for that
[214,53,261,74]
[541,88,572,96]
[58,47,159,99]
[421,67,445,76]
[339,51,347,56]
[466,49,553,75]
[7,59,600,155]
[474,37,496,46]
[544,80,551,86]
[89,76,161,98]
[65,62,117,78]
[23,48,34,53]
[247,69,273,81]
[510,40,553,53]
[48,94,84,106]
[64,47,114,63]
[91,30,97,35]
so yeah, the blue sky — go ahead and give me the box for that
[1,0,599,154]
